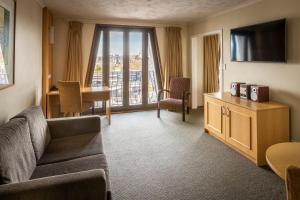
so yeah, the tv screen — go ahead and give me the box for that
[230,19,286,62]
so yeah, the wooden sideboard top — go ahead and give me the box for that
[204,92,289,111]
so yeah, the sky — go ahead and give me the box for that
[97,31,142,56]
[111,31,142,55]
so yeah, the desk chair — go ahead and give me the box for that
[157,77,191,121]
[57,81,94,117]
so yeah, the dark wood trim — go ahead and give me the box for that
[96,24,155,31]
[123,31,129,107]
[151,29,163,90]
[102,28,109,87]
[12,0,16,87]
[112,107,156,114]
[110,103,157,112]
[85,26,101,87]
[142,31,148,105]
[92,104,157,115]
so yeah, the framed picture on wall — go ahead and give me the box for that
[0,0,15,90]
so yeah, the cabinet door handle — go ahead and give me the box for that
[221,106,225,115]
[226,107,231,117]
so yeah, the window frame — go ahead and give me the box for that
[85,24,163,111]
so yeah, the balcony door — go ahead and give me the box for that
[88,25,162,111]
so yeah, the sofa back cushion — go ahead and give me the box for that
[13,106,51,160]
[0,118,36,184]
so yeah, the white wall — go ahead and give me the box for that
[188,0,300,140]
[0,0,42,123]
[52,17,188,85]
[191,35,204,108]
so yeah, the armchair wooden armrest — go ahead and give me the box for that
[158,89,170,101]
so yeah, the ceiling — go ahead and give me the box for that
[42,0,258,24]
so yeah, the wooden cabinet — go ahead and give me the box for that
[204,92,289,166]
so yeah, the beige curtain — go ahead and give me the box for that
[203,34,220,93]
[164,27,182,90]
[65,21,83,85]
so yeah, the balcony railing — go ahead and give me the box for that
[92,70,158,107]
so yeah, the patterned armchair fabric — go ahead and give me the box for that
[169,77,190,99]
[158,77,191,121]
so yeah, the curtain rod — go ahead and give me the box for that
[53,16,187,28]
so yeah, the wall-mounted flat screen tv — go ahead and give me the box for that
[231,19,286,62]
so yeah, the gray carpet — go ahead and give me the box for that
[101,109,285,200]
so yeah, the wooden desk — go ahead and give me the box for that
[46,87,111,124]
[266,143,300,179]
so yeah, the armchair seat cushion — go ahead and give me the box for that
[159,98,184,111]
[31,154,111,199]
[38,132,103,165]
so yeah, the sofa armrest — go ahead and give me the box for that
[47,116,101,138]
[0,169,107,200]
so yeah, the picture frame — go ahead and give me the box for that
[0,0,15,90]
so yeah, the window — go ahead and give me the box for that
[86,25,162,111]
[129,32,142,105]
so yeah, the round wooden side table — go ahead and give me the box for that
[266,142,300,179]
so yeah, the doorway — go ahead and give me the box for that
[191,30,223,109]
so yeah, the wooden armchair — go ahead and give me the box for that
[286,166,300,200]
[157,77,191,121]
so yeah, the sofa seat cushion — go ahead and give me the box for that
[31,154,111,198]
[37,132,103,165]
[13,106,51,160]
[0,119,36,184]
